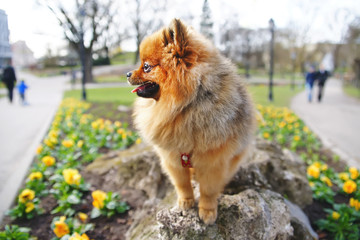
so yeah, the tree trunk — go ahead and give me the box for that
[84,49,94,83]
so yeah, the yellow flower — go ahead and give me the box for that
[91,121,99,129]
[78,212,88,222]
[42,156,56,167]
[122,133,127,140]
[294,122,300,128]
[321,164,328,171]
[349,167,359,180]
[321,176,333,187]
[69,232,90,240]
[339,172,350,181]
[62,139,75,148]
[63,169,82,186]
[18,189,35,203]
[77,140,84,148]
[36,145,43,155]
[25,202,35,213]
[279,121,286,128]
[309,182,315,187]
[332,211,340,220]
[114,121,122,128]
[293,135,301,141]
[287,125,293,130]
[29,172,43,181]
[349,198,360,211]
[92,190,107,209]
[49,130,59,138]
[136,138,142,144]
[307,165,320,179]
[313,162,321,168]
[53,216,70,238]
[343,180,357,194]
[303,126,310,133]
[263,132,270,139]
[117,128,124,135]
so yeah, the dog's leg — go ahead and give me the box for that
[196,164,226,225]
[160,154,195,210]
[196,146,248,224]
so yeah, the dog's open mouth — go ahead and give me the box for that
[131,81,160,98]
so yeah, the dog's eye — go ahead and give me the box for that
[143,63,152,73]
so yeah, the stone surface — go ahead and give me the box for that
[226,139,313,208]
[85,139,316,240]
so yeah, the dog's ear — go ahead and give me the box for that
[162,19,197,68]
[162,19,188,51]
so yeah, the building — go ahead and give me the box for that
[0,9,12,68]
[12,40,36,68]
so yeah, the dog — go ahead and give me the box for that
[127,19,256,224]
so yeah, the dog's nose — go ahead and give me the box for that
[126,72,132,78]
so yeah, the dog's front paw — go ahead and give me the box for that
[199,207,217,225]
[178,198,195,210]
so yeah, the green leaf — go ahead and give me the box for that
[106,201,116,210]
[90,208,101,219]
[67,194,80,204]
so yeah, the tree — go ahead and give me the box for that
[200,0,213,41]
[345,17,360,86]
[40,0,116,84]
[127,0,166,64]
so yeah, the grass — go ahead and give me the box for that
[343,84,360,100]
[94,75,127,83]
[64,84,302,109]
[248,84,303,107]
[63,87,136,106]
[111,52,136,65]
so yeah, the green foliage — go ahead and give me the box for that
[0,225,34,240]
[50,216,93,240]
[317,204,360,240]
[91,191,129,219]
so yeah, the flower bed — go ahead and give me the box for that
[1,101,359,240]
[1,98,139,239]
[257,104,360,240]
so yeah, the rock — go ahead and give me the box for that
[226,138,312,208]
[85,143,171,200]
[85,138,316,240]
[285,200,318,240]
[127,189,293,240]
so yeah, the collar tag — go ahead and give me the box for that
[181,153,192,168]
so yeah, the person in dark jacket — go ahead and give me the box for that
[305,65,317,102]
[2,61,17,103]
[316,65,330,102]
[17,80,28,105]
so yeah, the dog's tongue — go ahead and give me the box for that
[131,82,153,93]
[131,85,145,93]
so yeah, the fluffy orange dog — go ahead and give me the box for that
[127,19,256,224]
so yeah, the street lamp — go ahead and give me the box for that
[268,18,275,102]
[291,51,296,90]
[79,6,87,101]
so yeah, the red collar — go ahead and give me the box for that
[181,153,192,168]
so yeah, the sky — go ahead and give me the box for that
[1,0,360,59]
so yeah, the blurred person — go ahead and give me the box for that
[305,65,317,102]
[17,79,29,105]
[1,60,17,103]
[316,64,330,102]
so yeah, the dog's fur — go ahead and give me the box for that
[127,19,256,224]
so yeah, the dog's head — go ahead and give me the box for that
[127,19,210,103]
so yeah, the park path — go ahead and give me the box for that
[0,71,69,221]
[291,78,360,169]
